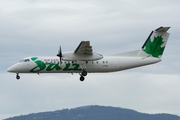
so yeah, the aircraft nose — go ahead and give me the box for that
[7,64,18,73]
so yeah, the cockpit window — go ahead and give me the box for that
[24,59,30,62]
[19,59,30,62]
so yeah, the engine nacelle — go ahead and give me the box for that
[62,52,103,61]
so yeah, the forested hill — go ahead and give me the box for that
[5,105,180,120]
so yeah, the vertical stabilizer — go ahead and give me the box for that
[138,26,170,58]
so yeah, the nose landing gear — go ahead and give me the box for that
[16,73,20,80]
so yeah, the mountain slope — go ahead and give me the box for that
[5,105,180,120]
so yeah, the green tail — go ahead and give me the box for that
[138,27,170,58]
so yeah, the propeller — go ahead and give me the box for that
[57,46,63,64]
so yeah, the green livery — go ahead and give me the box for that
[30,57,82,72]
[143,36,165,58]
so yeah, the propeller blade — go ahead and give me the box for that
[59,46,62,57]
[57,46,62,64]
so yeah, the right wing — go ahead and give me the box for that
[74,41,93,55]
[62,41,103,61]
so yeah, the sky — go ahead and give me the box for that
[1,0,180,119]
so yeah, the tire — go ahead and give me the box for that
[16,76,20,80]
[80,76,85,81]
[82,71,87,76]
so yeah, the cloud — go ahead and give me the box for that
[1,0,180,119]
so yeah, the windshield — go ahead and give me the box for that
[19,59,30,62]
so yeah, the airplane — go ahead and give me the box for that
[7,26,170,81]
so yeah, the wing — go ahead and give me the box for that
[74,41,93,55]
[69,41,103,61]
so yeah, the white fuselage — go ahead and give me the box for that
[7,56,161,74]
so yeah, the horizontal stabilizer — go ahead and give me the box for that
[155,26,170,32]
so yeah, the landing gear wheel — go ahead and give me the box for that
[82,71,87,76]
[16,74,20,80]
[80,76,85,81]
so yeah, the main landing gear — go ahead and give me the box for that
[16,73,20,80]
[79,70,87,81]
[79,63,87,81]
